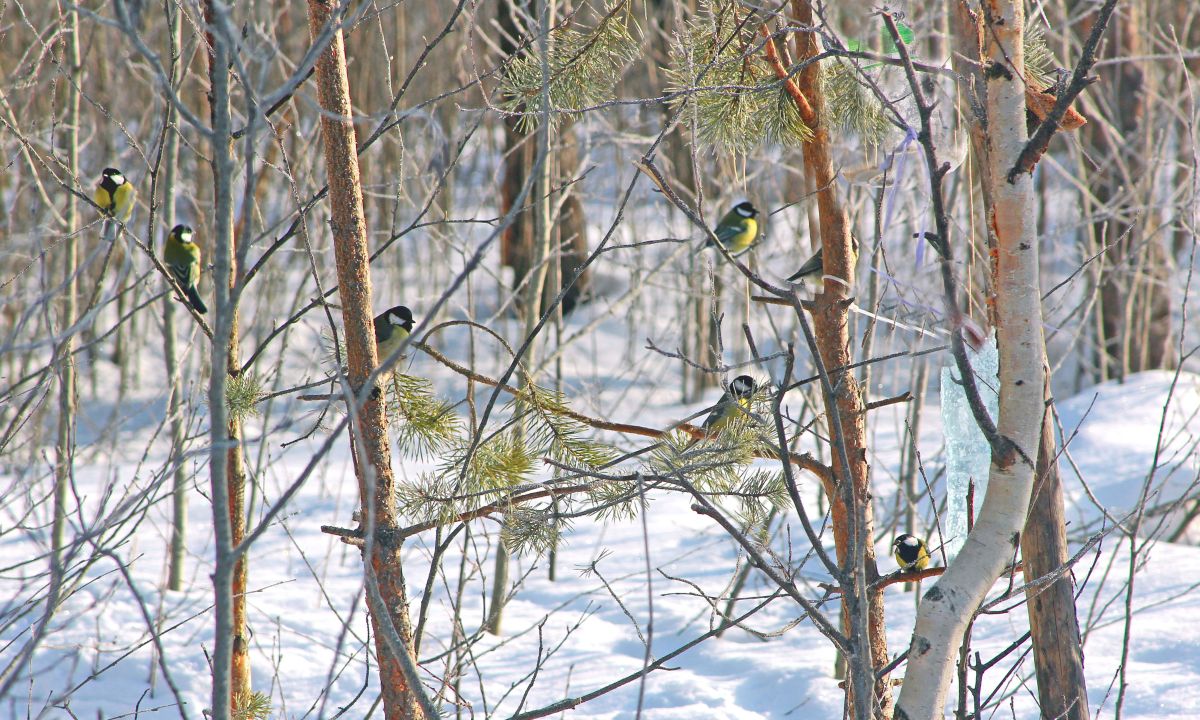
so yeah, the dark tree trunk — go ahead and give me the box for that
[1021,371,1090,720]
[1088,2,1174,379]
[497,0,589,317]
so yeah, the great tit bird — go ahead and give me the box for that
[892,534,931,573]
[701,201,760,257]
[786,234,859,284]
[368,305,415,398]
[94,168,135,222]
[700,374,757,435]
[374,305,415,363]
[164,224,207,314]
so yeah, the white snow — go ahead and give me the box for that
[4,308,1200,719]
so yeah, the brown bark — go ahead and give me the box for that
[497,0,589,317]
[1021,373,1090,720]
[788,2,890,716]
[306,2,424,717]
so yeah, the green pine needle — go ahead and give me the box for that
[585,478,643,522]
[1024,22,1055,88]
[439,429,536,500]
[500,2,639,132]
[522,384,618,471]
[666,1,784,153]
[825,60,890,147]
[232,691,272,720]
[384,373,463,459]
[502,506,565,556]
[225,373,262,423]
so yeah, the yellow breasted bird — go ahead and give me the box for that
[368,305,415,398]
[94,167,135,222]
[892,534,931,573]
[374,305,414,364]
[701,201,760,257]
[164,225,207,314]
[700,375,757,435]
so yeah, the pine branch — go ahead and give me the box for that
[759,24,815,126]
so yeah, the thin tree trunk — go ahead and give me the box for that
[53,0,81,563]
[203,5,239,718]
[1090,2,1173,377]
[1021,372,1090,720]
[489,0,557,636]
[902,359,929,594]
[497,0,588,318]
[789,2,890,716]
[896,2,1046,715]
[306,2,426,716]
[163,0,188,594]
[202,2,250,715]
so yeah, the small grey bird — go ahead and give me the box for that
[786,234,859,283]
[786,248,826,283]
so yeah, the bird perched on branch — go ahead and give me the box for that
[892,534,931,573]
[786,234,859,284]
[699,374,757,435]
[374,305,415,365]
[94,167,135,222]
[699,201,760,257]
[164,224,207,314]
[370,305,415,399]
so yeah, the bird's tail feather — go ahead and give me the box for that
[185,286,208,314]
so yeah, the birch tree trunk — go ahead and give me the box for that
[949,4,1090,716]
[52,0,81,565]
[306,2,426,717]
[895,2,1046,716]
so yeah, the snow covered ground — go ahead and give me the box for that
[4,299,1200,719]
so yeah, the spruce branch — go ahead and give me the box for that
[759,24,815,126]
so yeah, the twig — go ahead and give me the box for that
[1007,0,1118,181]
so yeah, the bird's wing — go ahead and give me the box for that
[702,392,733,430]
[714,222,743,244]
[167,259,190,288]
[787,252,823,281]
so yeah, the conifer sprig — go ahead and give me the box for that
[384,373,462,459]
[225,373,263,423]
[667,2,802,152]
[500,2,639,131]
[522,383,618,471]
[825,59,890,147]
